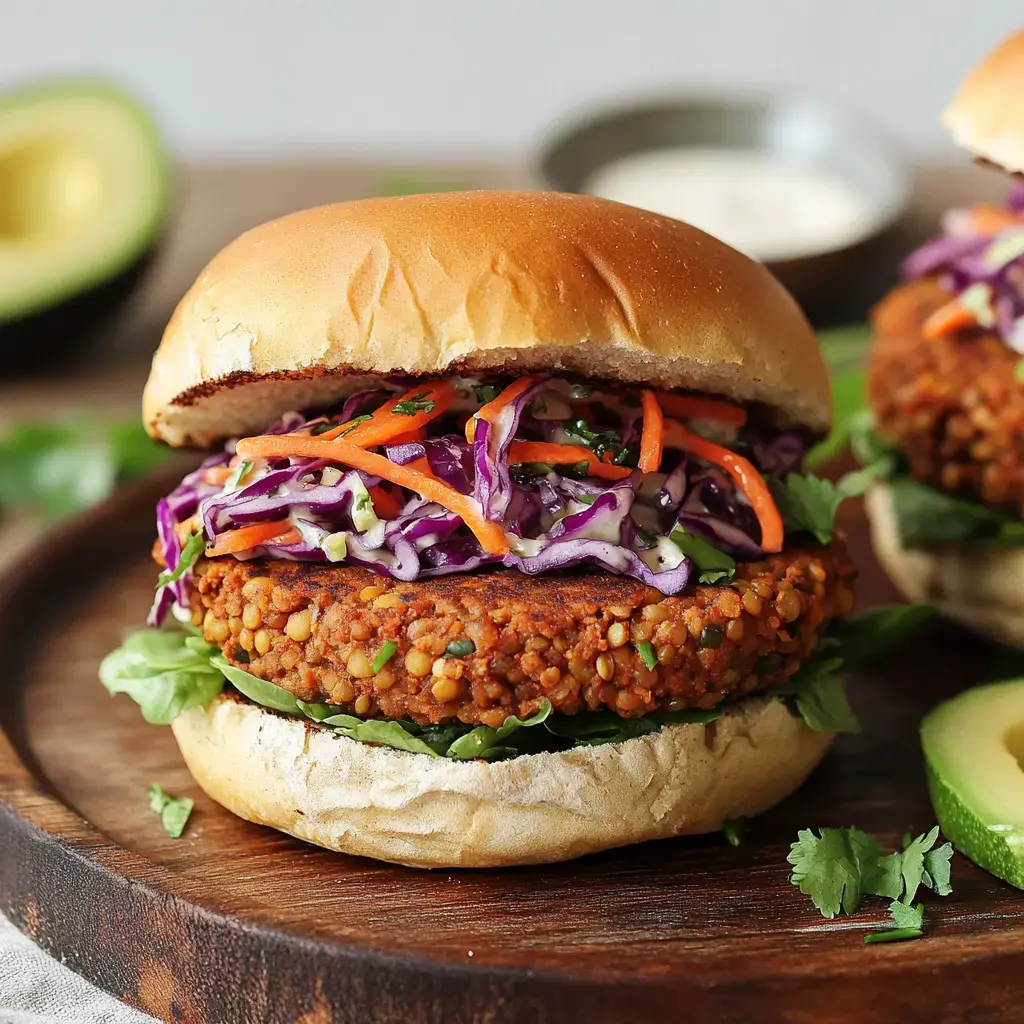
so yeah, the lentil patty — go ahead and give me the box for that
[188,544,855,726]
[870,277,1024,514]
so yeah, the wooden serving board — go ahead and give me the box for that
[1,471,1023,1024]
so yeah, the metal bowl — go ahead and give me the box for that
[538,93,911,317]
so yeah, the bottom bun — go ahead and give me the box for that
[171,694,832,868]
[866,482,1024,648]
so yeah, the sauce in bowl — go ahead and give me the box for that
[583,147,877,263]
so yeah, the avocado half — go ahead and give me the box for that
[0,80,169,365]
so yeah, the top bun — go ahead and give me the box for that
[943,29,1024,172]
[143,191,830,447]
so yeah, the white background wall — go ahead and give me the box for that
[3,1,1020,160]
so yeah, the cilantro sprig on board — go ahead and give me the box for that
[788,825,953,941]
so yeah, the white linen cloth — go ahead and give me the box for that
[0,913,155,1024]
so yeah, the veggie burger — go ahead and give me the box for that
[864,30,1024,647]
[102,191,864,867]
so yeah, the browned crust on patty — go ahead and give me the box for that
[870,277,1024,514]
[188,547,855,726]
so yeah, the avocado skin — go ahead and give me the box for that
[926,761,1024,891]
[0,243,161,373]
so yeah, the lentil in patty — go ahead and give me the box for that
[188,544,856,726]
[870,277,1024,515]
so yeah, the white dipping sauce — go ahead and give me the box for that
[583,148,876,262]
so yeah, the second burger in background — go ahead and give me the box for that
[862,29,1024,648]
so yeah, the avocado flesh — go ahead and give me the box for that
[0,80,168,325]
[922,680,1024,889]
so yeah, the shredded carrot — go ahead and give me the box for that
[507,442,632,480]
[663,420,783,553]
[657,394,748,426]
[966,203,1024,236]
[316,382,455,445]
[235,435,508,556]
[203,466,234,486]
[466,375,544,443]
[638,391,664,473]
[388,426,426,446]
[369,486,403,519]
[205,520,301,558]
[922,297,979,340]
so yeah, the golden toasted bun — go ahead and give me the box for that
[171,693,832,868]
[867,482,1024,648]
[943,30,1024,172]
[144,191,830,448]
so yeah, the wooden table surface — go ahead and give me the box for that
[0,158,1009,562]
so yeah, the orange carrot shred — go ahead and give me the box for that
[966,203,1024,236]
[466,376,545,443]
[368,486,403,519]
[316,382,455,445]
[638,391,664,473]
[922,297,979,340]
[234,435,508,556]
[507,442,632,480]
[663,420,783,553]
[205,520,301,558]
[203,466,234,486]
[657,394,748,427]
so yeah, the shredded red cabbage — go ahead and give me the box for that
[150,376,802,625]
[902,184,1024,351]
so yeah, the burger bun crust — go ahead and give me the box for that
[867,482,1024,648]
[144,191,830,448]
[171,693,832,868]
[943,30,1024,173]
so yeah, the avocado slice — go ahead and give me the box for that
[922,680,1024,889]
[0,80,169,358]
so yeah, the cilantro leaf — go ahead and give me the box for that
[923,840,955,897]
[769,469,873,545]
[788,827,883,918]
[864,901,924,943]
[789,825,953,934]
[391,391,436,416]
[887,900,925,930]
[669,527,736,585]
[147,783,194,839]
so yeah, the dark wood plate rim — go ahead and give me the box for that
[2,470,1024,1023]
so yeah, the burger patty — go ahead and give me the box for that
[188,544,855,726]
[870,277,1024,514]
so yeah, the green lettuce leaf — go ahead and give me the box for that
[99,629,225,724]
[148,783,193,839]
[543,707,720,745]
[888,475,1024,546]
